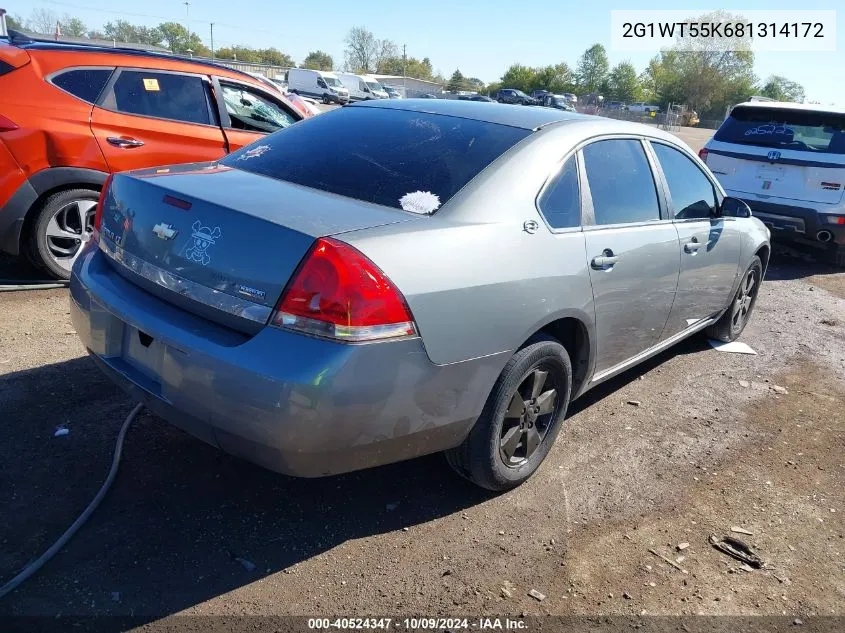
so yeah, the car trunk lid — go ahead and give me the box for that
[98,162,419,334]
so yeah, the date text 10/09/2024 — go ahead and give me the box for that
[622,22,825,39]
[307,618,529,630]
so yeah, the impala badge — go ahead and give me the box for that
[153,223,178,240]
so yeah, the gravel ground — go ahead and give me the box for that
[1,128,844,624]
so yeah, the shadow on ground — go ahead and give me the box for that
[0,326,713,623]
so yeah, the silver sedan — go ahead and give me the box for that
[70,100,770,490]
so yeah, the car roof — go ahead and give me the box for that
[7,38,260,84]
[732,101,845,116]
[351,98,589,129]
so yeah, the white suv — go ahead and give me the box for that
[701,102,845,267]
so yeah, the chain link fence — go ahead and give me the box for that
[582,106,723,131]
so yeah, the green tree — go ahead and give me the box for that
[499,64,537,92]
[534,63,574,94]
[28,8,58,34]
[103,20,162,46]
[5,14,24,30]
[157,22,207,55]
[376,55,434,81]
[344,26,378,72]
[61,17,88,37]
[576,44,609,93]
[465,77,486,92]
[605,61,641,102]
[303,50,334,70]
[258,47,294,67]
[759,75,805,103]
[447,69,465,92]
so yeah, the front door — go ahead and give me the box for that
[648,141,742,338]
[213,79,300,153]
[580,139,681,375]
[91,69,227,172]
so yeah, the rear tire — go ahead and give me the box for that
[28,188,100,280]
[445,335,572,491]
[706,256,762,342]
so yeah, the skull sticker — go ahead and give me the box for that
[184,221,221,266]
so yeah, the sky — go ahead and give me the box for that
[9,0,844,104]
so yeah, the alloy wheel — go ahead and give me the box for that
[499,367,559,467]
[44,199,97,273]
[731,267,759,330]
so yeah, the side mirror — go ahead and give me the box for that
[720,197,752,218]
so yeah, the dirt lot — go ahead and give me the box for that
[1,128,844,626]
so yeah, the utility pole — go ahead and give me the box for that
[183,1,190,36]
[402,44,407,97]
[0,8,8,38]
[210,22,214,59]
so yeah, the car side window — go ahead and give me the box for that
[582,139,660,225]
[651,143,717,220]
[111,71,211,125]
[538,156,581,229]
[219,82,297,133]
[52,68,114,103]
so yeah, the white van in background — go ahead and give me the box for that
[286,68,349,104]
[336,72,389,101]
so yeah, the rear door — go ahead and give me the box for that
[706,106,845,205]
[91,68,228,172]
[648,140,742,338]
[211,77,300,152]
[580,138,680,376]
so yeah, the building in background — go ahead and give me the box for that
[371,74,442,98]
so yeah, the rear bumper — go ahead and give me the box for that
[69,244,501,477]
[727,190,845,247]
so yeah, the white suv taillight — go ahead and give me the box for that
[272,237,417,342]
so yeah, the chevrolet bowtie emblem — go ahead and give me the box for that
[152,223,178,240]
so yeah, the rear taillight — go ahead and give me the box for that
[698,148,708,164]
[0,113,18,132]
[273,237,416,342]
[93,174,114,236]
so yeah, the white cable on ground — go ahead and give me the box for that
[0,402,145,600]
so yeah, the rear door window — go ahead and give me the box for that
[651,143,717,220]
[219,82,298,133]
[582,139,660,225]
[538,156,581,229]
[110,70,211,125]
[51,68,114,103]
[715,106,845,154]
[222,107,530,211]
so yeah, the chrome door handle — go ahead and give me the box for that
[684,238,702,253]
[591,250,619,269]
[107,136,144,148]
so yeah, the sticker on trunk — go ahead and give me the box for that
[184,221,221,266]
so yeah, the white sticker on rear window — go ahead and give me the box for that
[399,191,440,215]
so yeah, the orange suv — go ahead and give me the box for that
[0,36,306,278]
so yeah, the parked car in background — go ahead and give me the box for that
[628,102,660,114]
[336,72,388,101]
[542,94,576,111]
[0,37,304,278]
[702,101,845,267]
[605,101,626,111]
[70,100,768,491]
[531,89,549,101]
[494,89,538,105]
[382,85,402,99]
[419,93,440,99]
[562,93,577,104]
[286,68,349,104]
[458,94,495,103]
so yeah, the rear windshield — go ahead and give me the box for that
[222,107,531,211]
[715,106,845,154]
